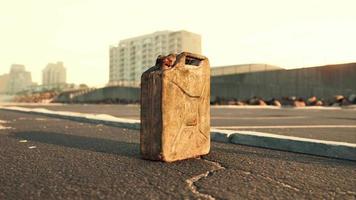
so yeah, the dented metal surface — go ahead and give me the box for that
[140,52,211,162]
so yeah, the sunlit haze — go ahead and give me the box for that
[1,0,355,86]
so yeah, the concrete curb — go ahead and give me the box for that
[1,106,355,161]
[0,106,140,130]
[211,129,356,161]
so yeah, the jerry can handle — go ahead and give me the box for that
[176,52,206,68]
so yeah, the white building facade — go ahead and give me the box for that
[109,30,201,86]
[5,64,33,94]
[42,62,67,89]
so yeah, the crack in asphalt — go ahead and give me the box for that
[256,174,300,192]
[186,158,225,200]
[234,167,301,192]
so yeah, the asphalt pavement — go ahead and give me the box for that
[0,110,355,199]
[15,104,356,143]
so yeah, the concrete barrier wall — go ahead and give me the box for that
[56,63,356,103]
[55,86,140,103]
[0,95,15,102]
[73,86,140,103]
[211,63,356,101]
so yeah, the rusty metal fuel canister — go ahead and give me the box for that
[140,52,210,162]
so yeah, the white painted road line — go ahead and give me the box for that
[0,119,11,130]
[0,125,12,130]
[1,106,356,161]
[212,116,308,120]
[213,125,356,129]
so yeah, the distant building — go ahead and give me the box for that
[6,64,33,94]
[42,62,67,89]
[211,64,283,77]
[0,74,9,93]
[109,30,202,86]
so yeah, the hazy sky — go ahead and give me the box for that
[1,0,355,86]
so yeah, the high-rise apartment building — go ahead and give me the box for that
[6,64,33,94]
[42,62,67,89]
[109,30,202,86]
